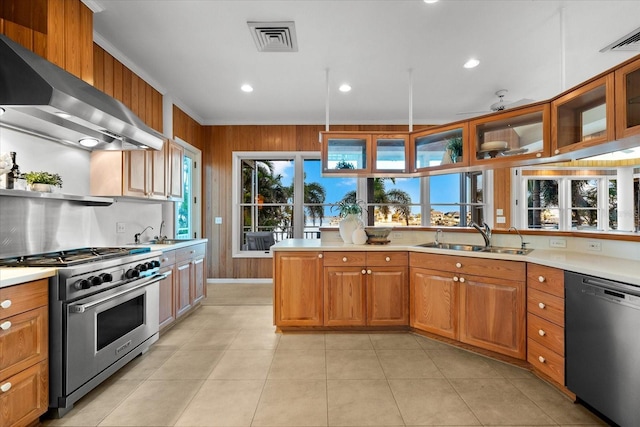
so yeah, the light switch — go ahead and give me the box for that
[215,217,223,224]
[496,216,506,224]
[496,209,503,215]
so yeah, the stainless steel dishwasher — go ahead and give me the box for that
[565,271,640,427]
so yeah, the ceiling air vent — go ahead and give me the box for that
[600,26,640,52]
[248,21,298,52]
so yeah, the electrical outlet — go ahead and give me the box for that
[496,216,506,224]
[549,238,566,248]
[215,217,223,224]
[116,222,126,233]
[587,241,602,251]
[393,232,402,239]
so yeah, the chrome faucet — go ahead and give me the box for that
[134,226,153,244]
[155,220,166,242]
[509,226,528,249]
[469,221,492,247]
[434,229,444,245]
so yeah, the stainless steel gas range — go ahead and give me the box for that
[0,247,167,418]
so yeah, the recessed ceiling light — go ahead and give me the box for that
[339,84,352,93]
[241,84,254,93]
[464,58,480,69]
[79,138,99,147]
[423,0,439,4]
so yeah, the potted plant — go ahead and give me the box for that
[331,199,366,243]
[446,137,463,163]
[335,160,355,170]
[24,171,63,192]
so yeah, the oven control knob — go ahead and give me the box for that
[74,279,91,290]
[88,276,103,287]
[100,273,113,283]
[126,269,140,279]
[150,260,160,268]
[136,263,148,272]
[144,262,154,270]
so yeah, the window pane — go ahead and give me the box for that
[175,155,192,239]
[526,179,559,229]
[366,177,420,226]
[240,159,294,248]
[609,179,617,230]
[428,173,482,227]
[570,179,598,229]
[303,159,356,231]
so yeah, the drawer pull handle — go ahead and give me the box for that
[367,269,372,275]
[538,302,546,309]
[385,256,391,262]
[0,321,11,330]
[554,149,560,155]
[538,276,545,283]
[362,269,367,275]
[538,329,546,336]
[318,254,323,258]
[538,356,546,363]
[0,382,11,393]
[459,277,465,283]
[453,276,459,282]
[455,262,462,268]
[342,257,348,262]
[0,299,11,309]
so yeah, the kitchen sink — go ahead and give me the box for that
[416,242,532,255]
[415,242,486,252]
[129,239,196,245]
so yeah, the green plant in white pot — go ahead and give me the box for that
[24,171,63,192]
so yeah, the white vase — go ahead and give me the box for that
[352,227,368,245]
[339,214,360,244]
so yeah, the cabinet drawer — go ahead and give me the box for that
[160,250,176,266]
[527,287,564,326]
[410,252,525,280]
[0,360,48,427]
[0,306,48,381]
[0,279,48,319]
[176,243,206,262]
[527,264,564,297]
[527,313,564,356]
[367,251,408,267]
[528,338,564,385]
[323,251,367,267]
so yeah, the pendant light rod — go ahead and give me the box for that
[408,68,414,132]
[325,68,330,132]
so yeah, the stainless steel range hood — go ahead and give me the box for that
[0,34,165,151]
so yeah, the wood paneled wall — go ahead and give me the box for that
[173,106,204,151]
[492,168,511,230]
[203,124,427,279]
[93,44,163,133]
[0,0,93,83]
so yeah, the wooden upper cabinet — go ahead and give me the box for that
[470,103,550,167]
[371,133,410,174]
[411,123,468,173]
[321,132,372,175]
[551,73,615,157]
[167,140,184,200]
[615,55,640,140]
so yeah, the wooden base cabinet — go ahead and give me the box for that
[274,251,324,327]
[0,279,48,427]
[324,266,367,326]
[410,267,458,340]
[158,250,176,330]
[367,266,408,326]
[459,276,526,360]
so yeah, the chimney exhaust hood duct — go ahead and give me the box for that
[0,34,165,151]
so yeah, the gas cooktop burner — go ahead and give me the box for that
[0,246,151,267]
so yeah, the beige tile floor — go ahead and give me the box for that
[41,283,608,427]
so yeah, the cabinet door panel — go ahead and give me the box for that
[191,256,205,305]
[367,267,408,326]
[459,276,526,359]
[0,306,47,381]
[324,267,366,326]
[158,267,175,330]
[274,252,323,326]
[123,150,148,197]
[410,268,458,339]
[0,360,48,427]
[175,261,192,318]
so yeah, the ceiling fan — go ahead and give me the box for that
[457,89,534,116]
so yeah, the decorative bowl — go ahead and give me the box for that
[364,227,392,244]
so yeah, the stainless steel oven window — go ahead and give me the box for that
[96,294,145,351]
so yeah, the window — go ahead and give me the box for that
[425,172,484,227]
[518,167,639,232]
[175,140,201,240]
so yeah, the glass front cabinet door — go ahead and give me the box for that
[470,104,550,166]
[551,74,615,156]
[411,123,468,173]
[321,133,371,174]
[371,133,409,173]
[615,56,640,140]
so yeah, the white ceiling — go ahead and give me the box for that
[90,0,640,127]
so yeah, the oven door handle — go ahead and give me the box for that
[68,273,169,314]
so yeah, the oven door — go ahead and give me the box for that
[64,274,164,393]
